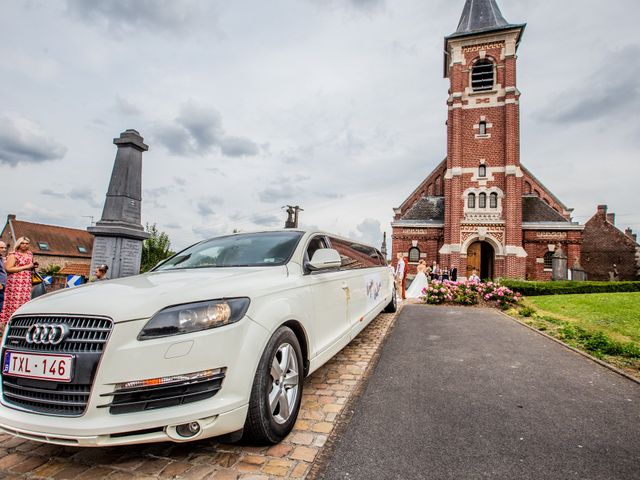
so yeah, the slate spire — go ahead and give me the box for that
[454,0,509,35]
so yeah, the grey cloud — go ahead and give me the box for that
[145,186,172,198]
[349,218,384,248]
[164,222,181,229]
[197,197,224,217]
[258,184,303,204]
[68,187,102,208]
[155,124,191,156]
[0,115,67,166]
[113,95,141,116]
[220,136,260,157]
[173,177,187,186]
[41,189,66,198]
[157,102,258,158]
[251,214,281,227]
[348,0,384,9]
[192,225,222,239]
[177,103,224,153]
[311,0,385,11]
[40,187,100,208]
[313,191,344,200]
[65,0,217,36]
[542,46,640,124]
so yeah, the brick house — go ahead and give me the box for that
[0,214,94,276]
[582,206,640,281]
[391,0,583,280]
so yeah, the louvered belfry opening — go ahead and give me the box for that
[472,59,494,91]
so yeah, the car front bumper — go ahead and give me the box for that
[0,316,268,446]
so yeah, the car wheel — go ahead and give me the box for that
[243,326,303,444]
[384,288,397,313]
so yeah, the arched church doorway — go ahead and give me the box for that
[466,241,495,280]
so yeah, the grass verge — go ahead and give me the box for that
[506,292,640,379]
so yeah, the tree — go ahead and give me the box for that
[39,264,62,276]
[140,224,174,273]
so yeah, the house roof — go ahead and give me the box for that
[2,215,93,258]
[401,196,445,222]
[522,196,570,223]
[59,262,91,277]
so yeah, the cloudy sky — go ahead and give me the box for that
[1,0,638,251]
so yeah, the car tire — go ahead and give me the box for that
[243,326,303,444]
[384,289,397,313]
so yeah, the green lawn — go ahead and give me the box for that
[526,292,640,344]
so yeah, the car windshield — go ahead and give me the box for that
[154,231,304,270]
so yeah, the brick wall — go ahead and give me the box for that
[391,227,444,275]
[581,206,639,281]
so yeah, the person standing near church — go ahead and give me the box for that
[0,241,7,320]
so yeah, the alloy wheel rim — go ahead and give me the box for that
[268,343,299,424]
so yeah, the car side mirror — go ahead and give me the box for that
[307,249,342,271]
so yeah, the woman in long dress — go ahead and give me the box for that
[0,237,37,327]
[406,260,429,299]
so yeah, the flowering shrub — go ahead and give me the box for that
[452,281,479,305]
[422,280,454,305]
[481,284,521,309]
[420,280,521,309]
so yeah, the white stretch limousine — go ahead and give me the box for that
[0,230,396,446]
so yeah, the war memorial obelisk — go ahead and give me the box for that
[88,129,150,279]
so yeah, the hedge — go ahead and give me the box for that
[498,280,640,296]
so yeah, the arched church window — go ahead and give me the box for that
[490,192,498,208]
[408,247,420,263]
[524,181,532,194]
[435,176,442,196]
[544,251,554,269]
[478,164,487,177]
[472,59,494,92]
[479,193,487,209]
[468,193,476,209]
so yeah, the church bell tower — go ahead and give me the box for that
[441,0,527,279]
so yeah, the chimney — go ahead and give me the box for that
[626,228,638,243]
[606,213,615,225]
[596,205,607,216]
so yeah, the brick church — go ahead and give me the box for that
[392,0,591,281]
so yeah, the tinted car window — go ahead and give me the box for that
[155,231,304,270]
[328,237,382,270]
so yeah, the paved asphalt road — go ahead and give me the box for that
[320,305,640,480]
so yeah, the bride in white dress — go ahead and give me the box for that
[406,260,430,299]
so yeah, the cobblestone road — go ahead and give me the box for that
[0,311,397,480]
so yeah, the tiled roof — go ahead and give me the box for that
[59,262,91,277]
[2,217,93,258]
[522,196,569,223]
[402,196,445,222]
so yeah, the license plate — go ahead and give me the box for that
[2,351,74,382]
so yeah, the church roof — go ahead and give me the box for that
[522,196,570,223]
[400,196,445,223]
[446,0,525,40]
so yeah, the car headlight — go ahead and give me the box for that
[138,298,250,340]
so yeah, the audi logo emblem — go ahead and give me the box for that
[25,324,70,345]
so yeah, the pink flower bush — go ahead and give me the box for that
[421,279,521,309]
